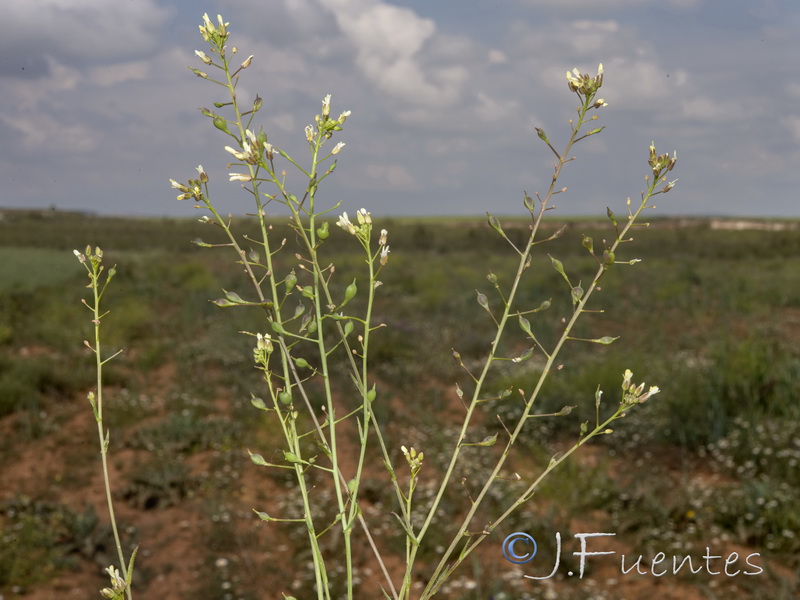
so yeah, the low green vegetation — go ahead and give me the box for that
[1,210,799,598]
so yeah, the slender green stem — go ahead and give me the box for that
[420,171,664,599]
[79,251,131,600]
[404,96,598,600]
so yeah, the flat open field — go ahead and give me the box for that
[1,208,799,599]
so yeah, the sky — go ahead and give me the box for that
[1,0,798,219]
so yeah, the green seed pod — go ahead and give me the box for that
[284,270,297,295]
[279,391,292,406]
[367,385,377,402]
[316,221,329,240]
[603,250,615,268]
[294,357,310,369]
[213,115,229,133]
[342,279,357,306]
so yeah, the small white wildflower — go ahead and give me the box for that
[170,179,189,192]
[322,94,332,118]
[104,566,125,591]
[622,369,633,391]
[224,146,248,161]
[336,212,356,235]
[331,141,345,155]
[240,55,254,69]
[229,173,252,182]
[194,50,212,65]
[380,245,390,266]
[379,229,388,246]
[356,208,371,226]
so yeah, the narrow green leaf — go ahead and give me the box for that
[124,545,139,587]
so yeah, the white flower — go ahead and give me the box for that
[380,245,390,266]
[336,212,356,235]
[194,50,212,65]
[331,142,345,155]
[379,229,388,246]
[356,208,371,226]
[322,94,332,118]
[229,173,252,182]
[622,369,633,391]
[224,146,248,161]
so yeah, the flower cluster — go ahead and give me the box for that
[100,565,126,600]
[253,332,273,367]
[307,94,351,143]
[198,13,229,45]
[648,141,678,180]
[621,369,660,404]
[225,129,275,182]
[336,209,390,264]
[401,445,424,473]
[565,63,604,99]
[170,165,208,201]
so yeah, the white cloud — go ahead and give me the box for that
[516,0,700,10]
[321,0,468,107]
[1,0,172,71]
